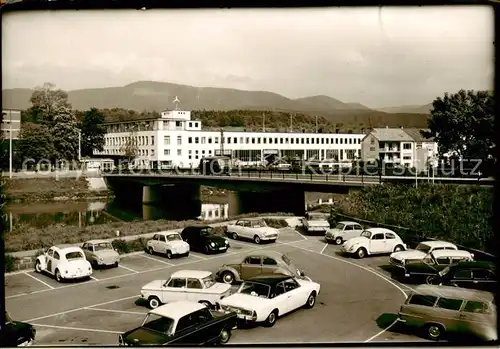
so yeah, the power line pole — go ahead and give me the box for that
[9,111,12,179]
[290,113,293,132]
[262,112,266,132]
[315,116,318,133]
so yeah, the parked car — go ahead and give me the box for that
[390,240,459,268]
[0,311,36,347]
[427,261,497,293]
[181,226,229,254]
[81,240,120,269]
[302,212,330,235]
[140,270,232,309]
[146,232,190,259]
[217,273,320,327]
[341,228,406,259]
[396,249,474,282]
[215,251,308,285]
[397,284,497,341]
[34,245,93,282]
[225,218,279,244]
[119,301,238,346]
[325,221,364,245]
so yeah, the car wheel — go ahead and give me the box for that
[91,260,98,269]
[219,327,231,344]
[393,245,404,252]
[221,271,235,284]
[356,247,367,259]
[232,232,238,240]
[425,323,444,341]
[148,247,154,255]
[263,309,278,327]
[204,245,210,254]
[148,296,161,309]
[113,262,119,268]
[35,260,42,273]
[304,292,316,309]
[335,237,343,245]
[254,235,261,244]
[55,269,63,282]
[166,250,172,259]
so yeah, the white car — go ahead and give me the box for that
[217,273,320,327]
[34,245,93,282]
[226,218,279,244]
[146,232,190,259]
[302,212,330,234]
[341,228,406,259]
[82,240,120,268]
[140,270,232,309]
[325,221,364,245]
[389,240,459,268]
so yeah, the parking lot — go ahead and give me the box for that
[5,227,428,345]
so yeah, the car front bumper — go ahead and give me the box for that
[307,226,329,231]
[208,245,229,252]
[18,338,34,347]
[260,235,278,240]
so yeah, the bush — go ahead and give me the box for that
[4,254,19,273]
[264,218,288,229]
[112,238,148,254]
[330,183,494,253]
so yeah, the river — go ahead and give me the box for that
[4,191,335,231]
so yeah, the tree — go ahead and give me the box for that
[79,108,106,157]
[51,110,80,161]
[120,128,139,162]
[425,90,495,161]
[17,123,57,165]
[29,82,72,124]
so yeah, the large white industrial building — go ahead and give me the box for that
[94,107,365,168]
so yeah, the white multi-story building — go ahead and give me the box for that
[94,108,365,168]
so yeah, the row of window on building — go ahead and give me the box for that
[185,135,362,146]
[106,135,155,147]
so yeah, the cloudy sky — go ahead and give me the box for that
[2,6,493,108]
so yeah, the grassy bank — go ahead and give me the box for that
[4,213,292,253]
[330,183,494,253]
[5,177,109,202]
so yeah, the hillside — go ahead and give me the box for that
[376,103,433,114]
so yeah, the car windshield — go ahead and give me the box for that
[202,274,216,288]
[142,313,175,334]
[361,231,372,238]
[65,251,84,260]
[416,244,431,253]
[167,233,182,241]
[251,220,267,228]
[439,266,451,276]
[335,223,345,230]
[199,228,213,236]
[309,214,326,221]
[94,242,113,251]
[281,254,292,266]
[239,281,271,298]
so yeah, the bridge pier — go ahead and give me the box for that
[142,186,161,204]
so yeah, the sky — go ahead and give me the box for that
[2,6,493,108]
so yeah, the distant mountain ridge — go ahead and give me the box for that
[2,80,431,116]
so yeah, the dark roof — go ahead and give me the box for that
[402,128,434,142]
[185,225,212,230]
[452,261,496,270]
[247,273,292,286]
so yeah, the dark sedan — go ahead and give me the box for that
[427,261,497,293]
[181,226,230,254]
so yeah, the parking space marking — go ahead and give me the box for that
[31,323,122,334]
[230,240,255,248]
[189,253,208,260]
[364,318,400,342]
[320,243,328,254]
[23,272,55,290]
[84,307,145,316]
[139,254,174,265]
[118,264,139,273]
[24,294,140,322]
[90,276,99,281]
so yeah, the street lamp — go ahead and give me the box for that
[77,129,82,161]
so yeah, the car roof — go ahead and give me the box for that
[431,249,472,258]
[420,240,457,248]
[411,284,495,303]
[238,217,264,221]
[156,231,181,236]
[170,270,212,279]
[247,273,292,286]
[149,301,205,320]
[450,260,496,270]
[365,227,396,234]
[52,245,84,253]
[243,251,286,260]
[85,239,111,244]
[338,221,361,225]
[184,225,211,230]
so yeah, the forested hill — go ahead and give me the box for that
[94,108,430,133]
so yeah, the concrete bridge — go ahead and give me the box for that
[101,170,493,218]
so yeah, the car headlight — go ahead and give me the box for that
[98,256,103,261]
[210,242,215,247]
[225,239,229,245]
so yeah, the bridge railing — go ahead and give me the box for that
[330,210,496,262]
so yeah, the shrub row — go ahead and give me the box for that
[4,212,294,253]
[330,183,494,254]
